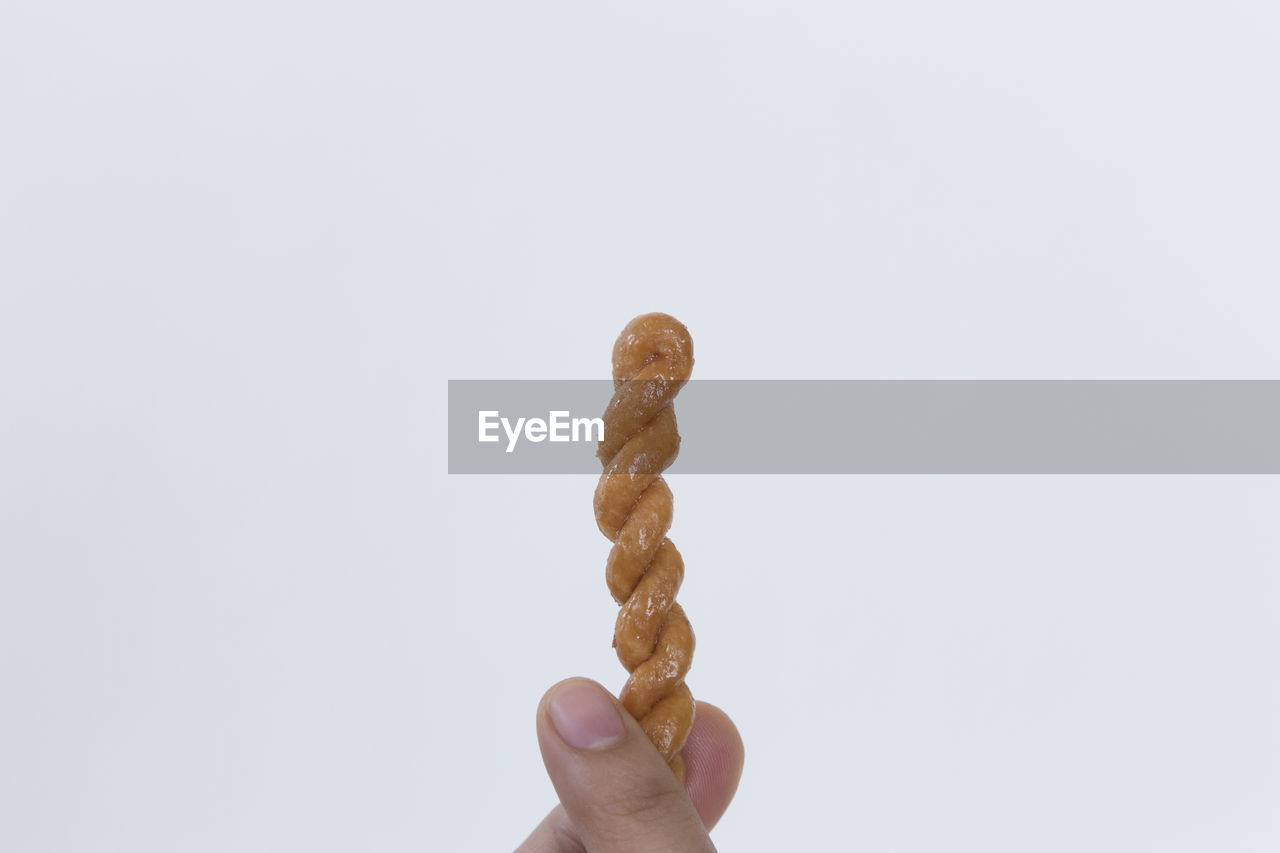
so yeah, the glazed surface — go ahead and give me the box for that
[593,312,696,781]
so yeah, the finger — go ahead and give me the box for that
[681,701,745,831]
[516,698,744,852]
[536,678,715,853]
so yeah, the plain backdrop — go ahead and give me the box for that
[2,2,1279,851]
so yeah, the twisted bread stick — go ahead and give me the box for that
[593,313,695,782]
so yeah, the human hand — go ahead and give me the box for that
[515,678,745,852]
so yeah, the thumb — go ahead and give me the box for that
[536,678,716,853]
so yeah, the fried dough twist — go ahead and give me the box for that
[593,313,696,782]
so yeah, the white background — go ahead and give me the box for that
[3,2,1278,851]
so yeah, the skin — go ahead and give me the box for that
[515,678,745,853]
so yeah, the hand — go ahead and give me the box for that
[516,678,745,852]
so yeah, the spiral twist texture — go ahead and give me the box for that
[593,313,695,781]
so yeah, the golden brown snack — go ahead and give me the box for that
[593,313,696,781]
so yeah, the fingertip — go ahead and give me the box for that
[682,701,745,831]
[542,679,627,751]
